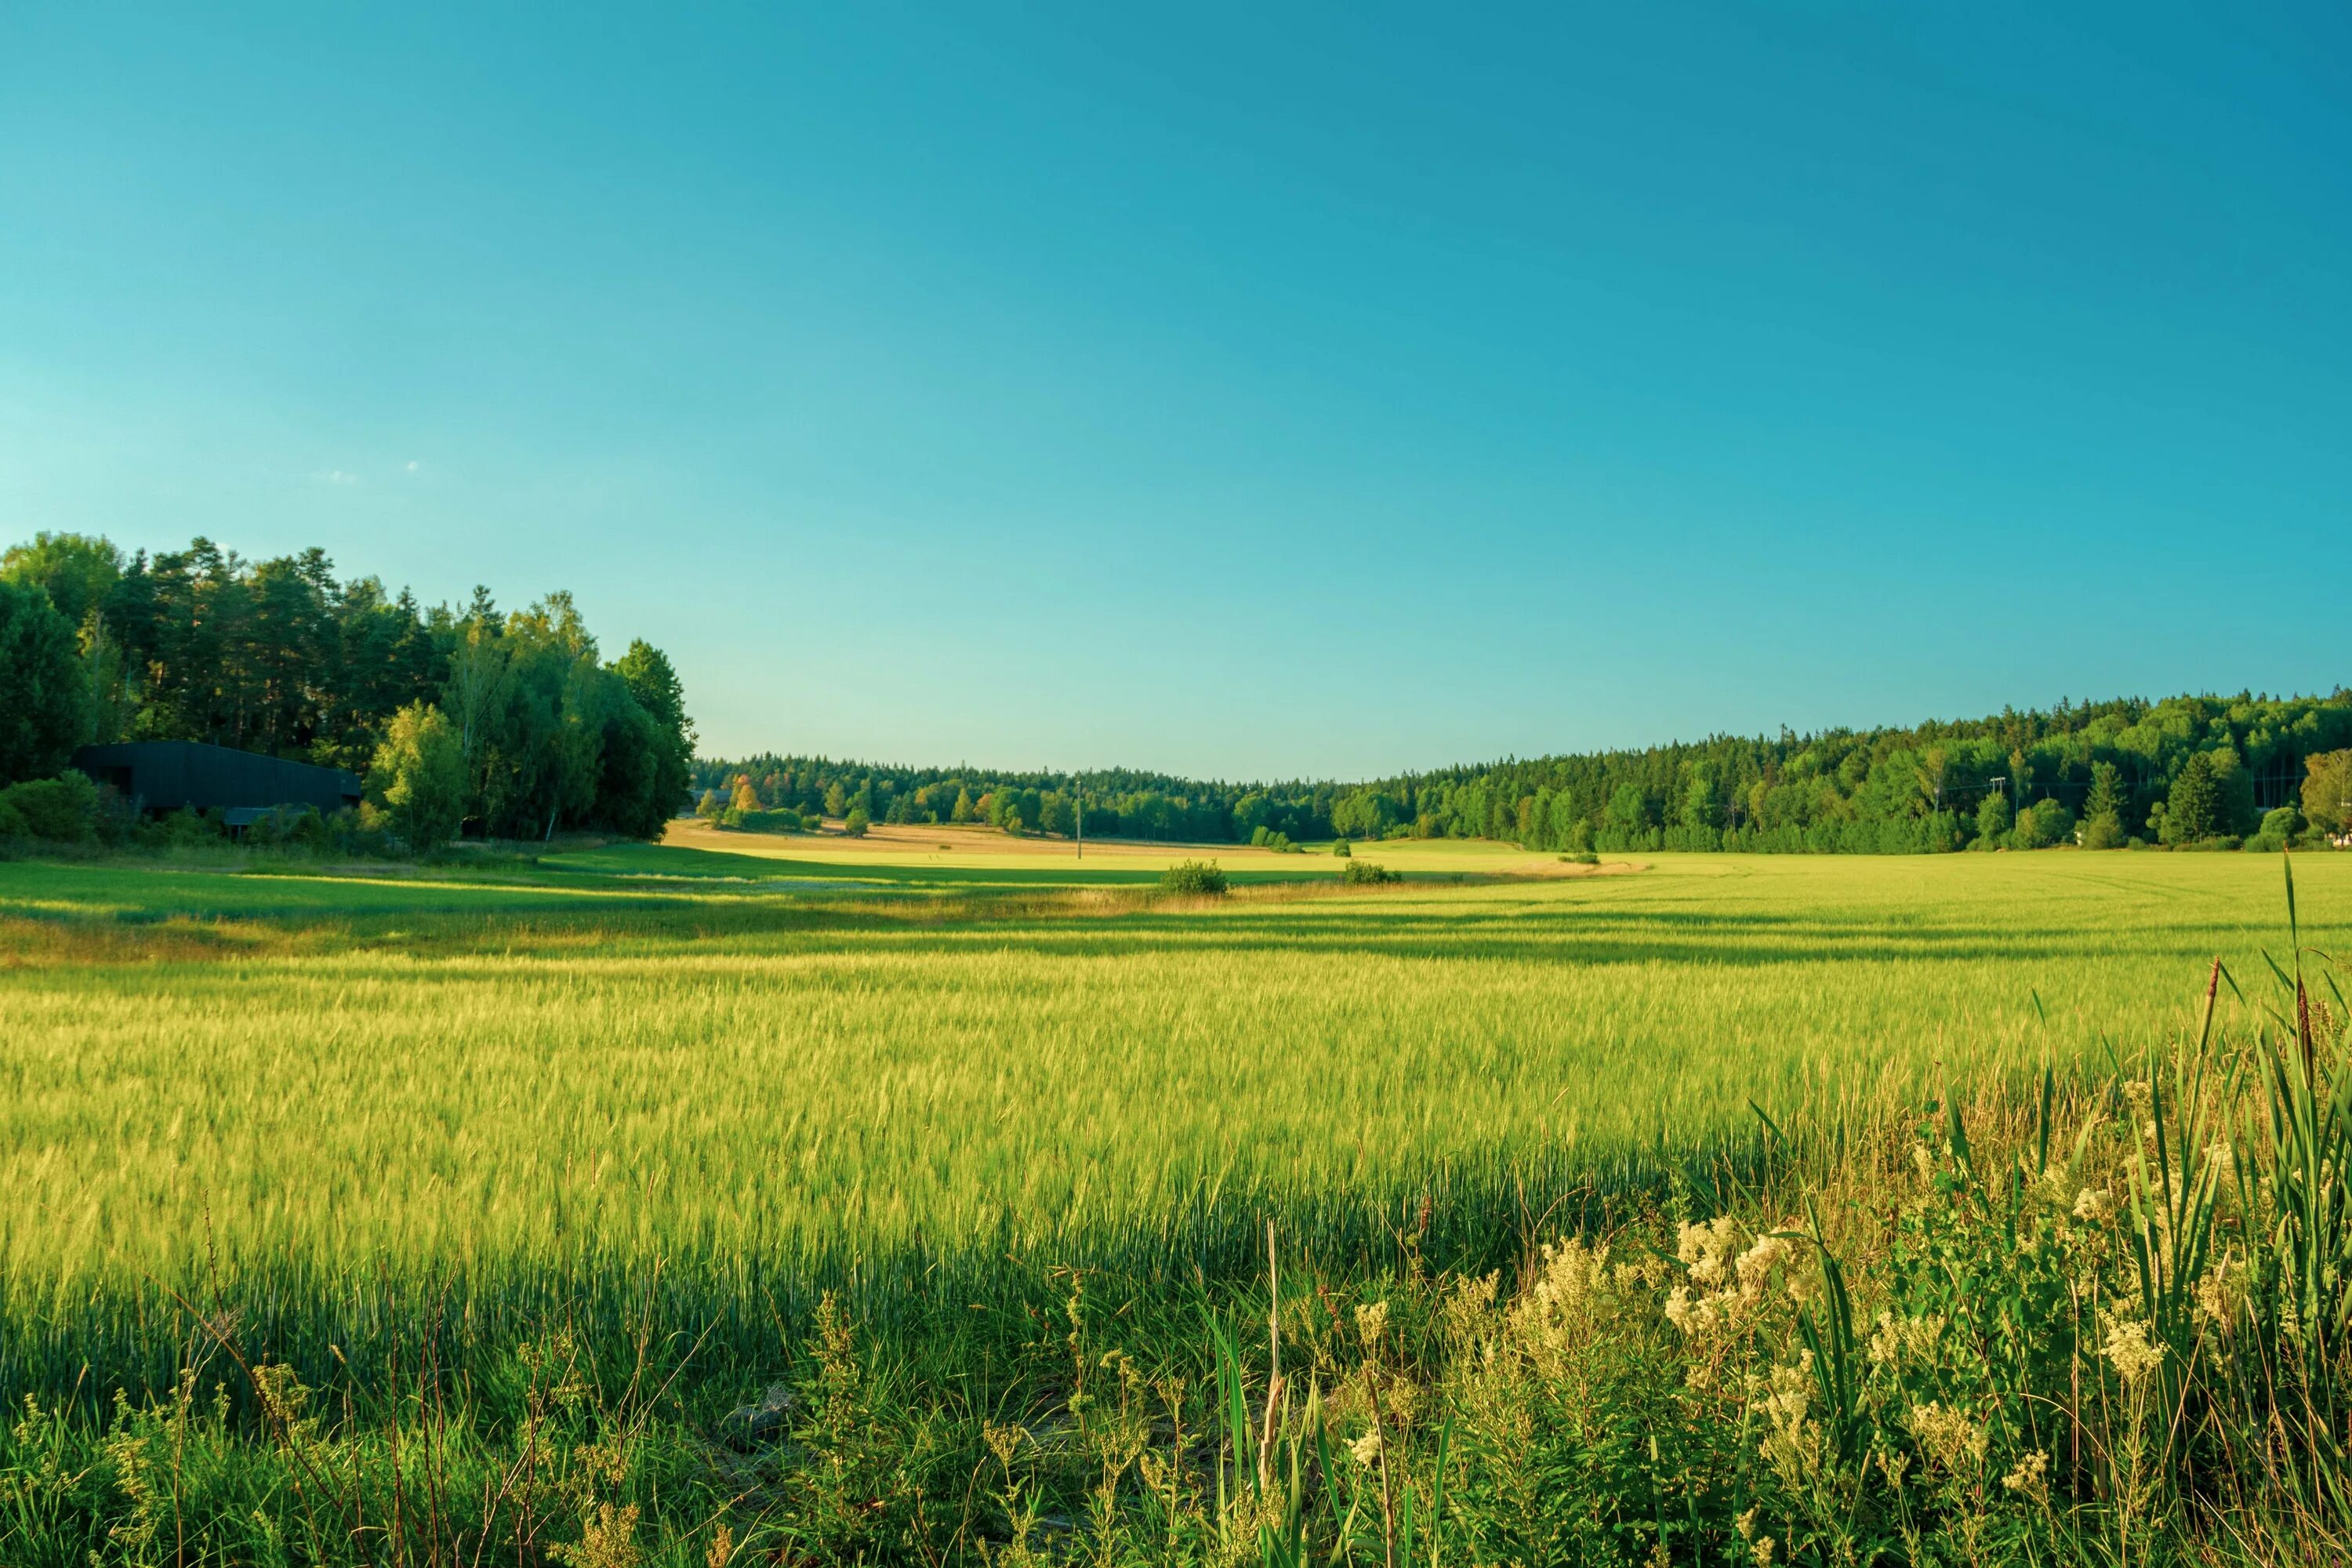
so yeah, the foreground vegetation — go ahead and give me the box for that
[2,844,2347,1561]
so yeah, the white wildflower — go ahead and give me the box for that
[1908,1400,1988,1471]
[2100,1316,2165,1385]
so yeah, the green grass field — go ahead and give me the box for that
[5,845,2339,1317]
[3,840,2346,1563]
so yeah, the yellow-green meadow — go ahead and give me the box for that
[3,841,2346,1564]
[5,845,2336,1288]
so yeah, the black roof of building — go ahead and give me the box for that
[72,741,364,816]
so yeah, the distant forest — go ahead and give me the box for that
[702,691,2352,854]
[0,532,693,842]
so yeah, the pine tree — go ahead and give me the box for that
[2162,753,2220,844]
[2081,761,2126,849]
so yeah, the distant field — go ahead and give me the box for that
[4,845,2340,1371]
[658,817,1588,876]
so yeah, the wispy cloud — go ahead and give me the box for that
[313,468,361,486]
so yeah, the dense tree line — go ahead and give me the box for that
[694,756,1345,844]
[0,532,693,845]
[704,691,2352,854]
[1380,692,2352,854]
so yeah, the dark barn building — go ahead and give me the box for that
[72,742,364,818]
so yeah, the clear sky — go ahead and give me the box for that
[3,5,2346,779]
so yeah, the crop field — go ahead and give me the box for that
[2,841,2347,1563]
[3,845,2337,1334]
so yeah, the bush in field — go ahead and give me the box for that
[2080,810,2128,851]
[1341,858,1399,884]
[0,771,98,841]
[1331,839,1351,858]
[2246,806,2303,852]
[1159,858,1227,896]
[842,805,871,837]
[726,808,804,833]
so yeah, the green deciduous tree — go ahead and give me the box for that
[612,639,695,825]
[1975,790,2013,848]
[2011,797,2075,851]
[1679,762,1724,830]
[0,532,122,629]
[2303,750,2352,837]
[368,702,466,850]
[1602,784,1653,837]
[0,579,89,786]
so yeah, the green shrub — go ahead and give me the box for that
[2246,806,2303,853]
[2010,797,2074,851]
[0,771,99,841]
[2079,811,2127,851]
[324,807,395,858]
[1341,858,1399,885]
[730,808,804,834]
[159,808,214,845]
[0,797,26,840]
[1561,850,1600,866]
[1332,840,1352,858]
[1159,858,1227,896]
[843,805,872,837]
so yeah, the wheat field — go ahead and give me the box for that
[5,842,2349,1563]
[4,847,2339,1369]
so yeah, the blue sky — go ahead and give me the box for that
[3,5,2346,779]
